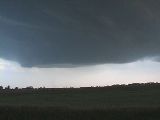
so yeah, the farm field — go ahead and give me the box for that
[0,83,160,119]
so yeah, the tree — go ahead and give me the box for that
[15,87,19,90]
[0,86,3,90]
[5,85,10,90]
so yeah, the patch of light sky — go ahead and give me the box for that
[0,57,160,88]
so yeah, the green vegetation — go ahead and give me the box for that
[0,83,160,119]
[0,106,160,120]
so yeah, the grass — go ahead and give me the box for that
[0,106,160,120]
[0,83,160,119]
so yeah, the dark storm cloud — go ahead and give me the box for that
[0,0,160,67]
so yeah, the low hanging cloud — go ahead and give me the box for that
[0,16,38,29]
[0,0,160,67]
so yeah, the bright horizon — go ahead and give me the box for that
[0,57,160,88]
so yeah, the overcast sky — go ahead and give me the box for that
[0,0,160,88]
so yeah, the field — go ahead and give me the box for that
[0,83,160,120]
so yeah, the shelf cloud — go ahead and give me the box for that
[0,0,160,67]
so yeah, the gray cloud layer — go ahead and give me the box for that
[0,0,160,67]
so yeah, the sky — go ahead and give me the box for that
[0,0,160,88]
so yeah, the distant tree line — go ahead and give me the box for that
[0,82,160,91]
[0,86,45,90]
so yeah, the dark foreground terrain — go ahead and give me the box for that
[0,83,160,120]
[1,106,160,120]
